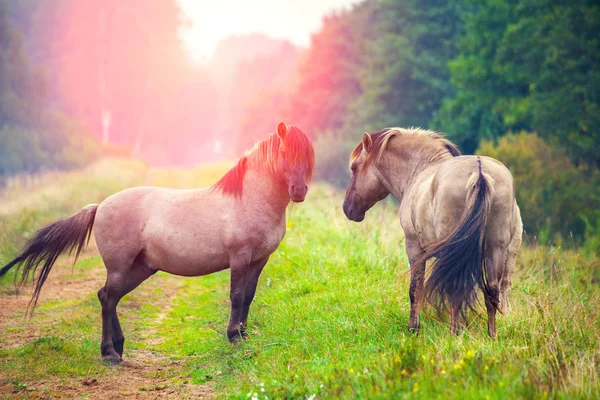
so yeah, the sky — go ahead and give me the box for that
[177,0,358,62]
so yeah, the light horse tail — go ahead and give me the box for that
[0,205,98,314]
[421,158,497,321]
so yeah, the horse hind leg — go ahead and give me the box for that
[450,303,463,335]
[98,285,120,363]
[500,211,523,314]
[98,254,156,363]
[96,287,126,360]
[484,246,505,339]
[112,313,125,357]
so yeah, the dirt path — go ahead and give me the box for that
[0,246,215,399]
[1,350,214,399]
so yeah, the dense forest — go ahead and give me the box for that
[237,0,599,248]
[0,0,598,247]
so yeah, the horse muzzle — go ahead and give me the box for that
[342,196,366,222]
[289,184,308,203]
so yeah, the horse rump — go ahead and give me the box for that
[419,159,496,321]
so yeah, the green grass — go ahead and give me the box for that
[1,336,102,380]
[144,185,598,399]
[0,159,598,399]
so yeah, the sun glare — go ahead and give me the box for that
[177,0,357,63]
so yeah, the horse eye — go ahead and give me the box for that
[351,164,357,173]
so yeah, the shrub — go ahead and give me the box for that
[0,113,103,183]
[477,132,600,248]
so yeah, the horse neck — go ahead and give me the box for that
[241,167,290,218]
[376,143,452,202]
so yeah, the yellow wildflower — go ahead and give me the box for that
[412,382,420,393]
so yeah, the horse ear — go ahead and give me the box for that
[277,122,287,140]
[362,132,372,152]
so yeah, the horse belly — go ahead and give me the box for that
[144,229,231,277]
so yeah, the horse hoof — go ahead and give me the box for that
[450,327,464,336]
[228,330,247,343]
[408,327,420,335]
[228,334,241,343]
[102,354,121,365]
[228,324,249,343]
[408,321,420,334]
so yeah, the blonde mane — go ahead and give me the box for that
[350,127,461,166]
[214,126,315,197]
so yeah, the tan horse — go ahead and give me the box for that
[343,128,522,338]
[0,123,315,363]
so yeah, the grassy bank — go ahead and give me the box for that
[0,159,598,399]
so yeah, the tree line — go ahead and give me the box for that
[237,0,599,247]
[245,0,598,166]
[0,0,598,247]
[0,0,224,172]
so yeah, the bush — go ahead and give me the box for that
[477,132,600,248]
[49,113,102,169]
[0,113,104,183]
[0,125,53,175]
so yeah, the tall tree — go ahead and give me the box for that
[0,2,44,127]
[12,0,218,165]
[352,0,464,134]
[223,39,299,154]
[437,0,600,162]
[496,0,600,166]
[286,0,378,136]
[0,1,65,176]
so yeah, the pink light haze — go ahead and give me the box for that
[177,0,359,62]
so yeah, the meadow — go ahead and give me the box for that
[0,159,598,399]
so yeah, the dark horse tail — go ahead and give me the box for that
[420,158,496,320]
[0,205,98,314]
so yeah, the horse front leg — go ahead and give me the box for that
[406,239,425,333]
[227,254,251,342]
[239,257,269,336]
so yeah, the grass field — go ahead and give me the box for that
[0,159,598,399]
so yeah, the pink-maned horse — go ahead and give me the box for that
[343,128,522,338]
[0,122,315,363]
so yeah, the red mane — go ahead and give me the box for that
[213,125,314,197]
